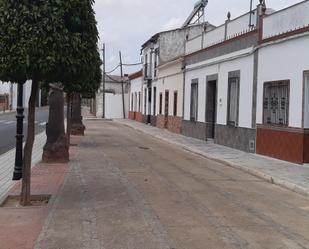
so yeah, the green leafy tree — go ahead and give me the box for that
[63,0,101,141]
[0,0,101,205]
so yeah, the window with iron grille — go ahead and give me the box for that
[227,77,240,126]
[159,93,163,115]
[173,91,178,116]
[190,81,198,121]
[263,81,289,126]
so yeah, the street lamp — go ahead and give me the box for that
[12,82,24,181]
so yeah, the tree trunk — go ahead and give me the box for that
[71,93,85,136]
[20,80,39,206]
[66,93,72,146]
[42,84,69,163]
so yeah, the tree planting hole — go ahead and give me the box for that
[0,195,51,208]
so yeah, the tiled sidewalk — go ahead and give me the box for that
[0,136,80,249]
[115,119,309,196]
[0,132,46,202]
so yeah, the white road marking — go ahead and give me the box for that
[4,121,14,125]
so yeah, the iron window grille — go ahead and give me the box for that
[190,81,198,122]
[227,77,240,126]
[263,81,289,126]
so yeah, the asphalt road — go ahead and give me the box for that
[38,120,309,249]
[0,107,49,156]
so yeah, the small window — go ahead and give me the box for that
[173,91,178,116]
[227,77,240,126]
[263,81,289,126]
[159,93,163,115]
[190,81,198,121]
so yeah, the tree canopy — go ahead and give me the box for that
[0,0,101,88]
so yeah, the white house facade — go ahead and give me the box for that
[128,0,309,164]
[128,70,143,122]
[255,0,309,163]
[182,4,266,152]
[0,81,40,111]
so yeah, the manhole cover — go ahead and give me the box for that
[138,146,150,150]
[1,195,51,208]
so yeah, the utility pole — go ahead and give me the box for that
[13,82,24,180]
[102,43,106,119]
[119,51,126,119]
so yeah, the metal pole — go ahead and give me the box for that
[119,51,126,119]
[249,0,254,28]
[13,82,24,180]
[102,43,106,119]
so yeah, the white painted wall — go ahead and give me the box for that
[11,80,33,109]
[196,11,256,49]
[186,35,203,54]
[0,82,10,95]
[263,1,309,39]
[257,35,309,128]
[156,61,183,117]
[226,11,256,38]
[304,73,309,128]
[1,80,41,110]
[203,25,225,48]
[184,53,254,129]
[96,92,129,119]
[129,76,143,112]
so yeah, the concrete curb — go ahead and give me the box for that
[0,131,46,205]
[116,121,309,197]
[83,118,113,121]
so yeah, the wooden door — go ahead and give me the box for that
[164,91,169,128]
[206,81,217,139]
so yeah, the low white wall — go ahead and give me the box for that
[227,12,256,38]
[203,25,225,48]
[263,1,309,39]
[96,92,129,119]
[186,35,202,55]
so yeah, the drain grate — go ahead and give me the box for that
[138,146,150,150]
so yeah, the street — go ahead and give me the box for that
[0,107,49,156]
[36,120,309,249]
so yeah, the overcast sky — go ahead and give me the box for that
[94,0,303,74]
